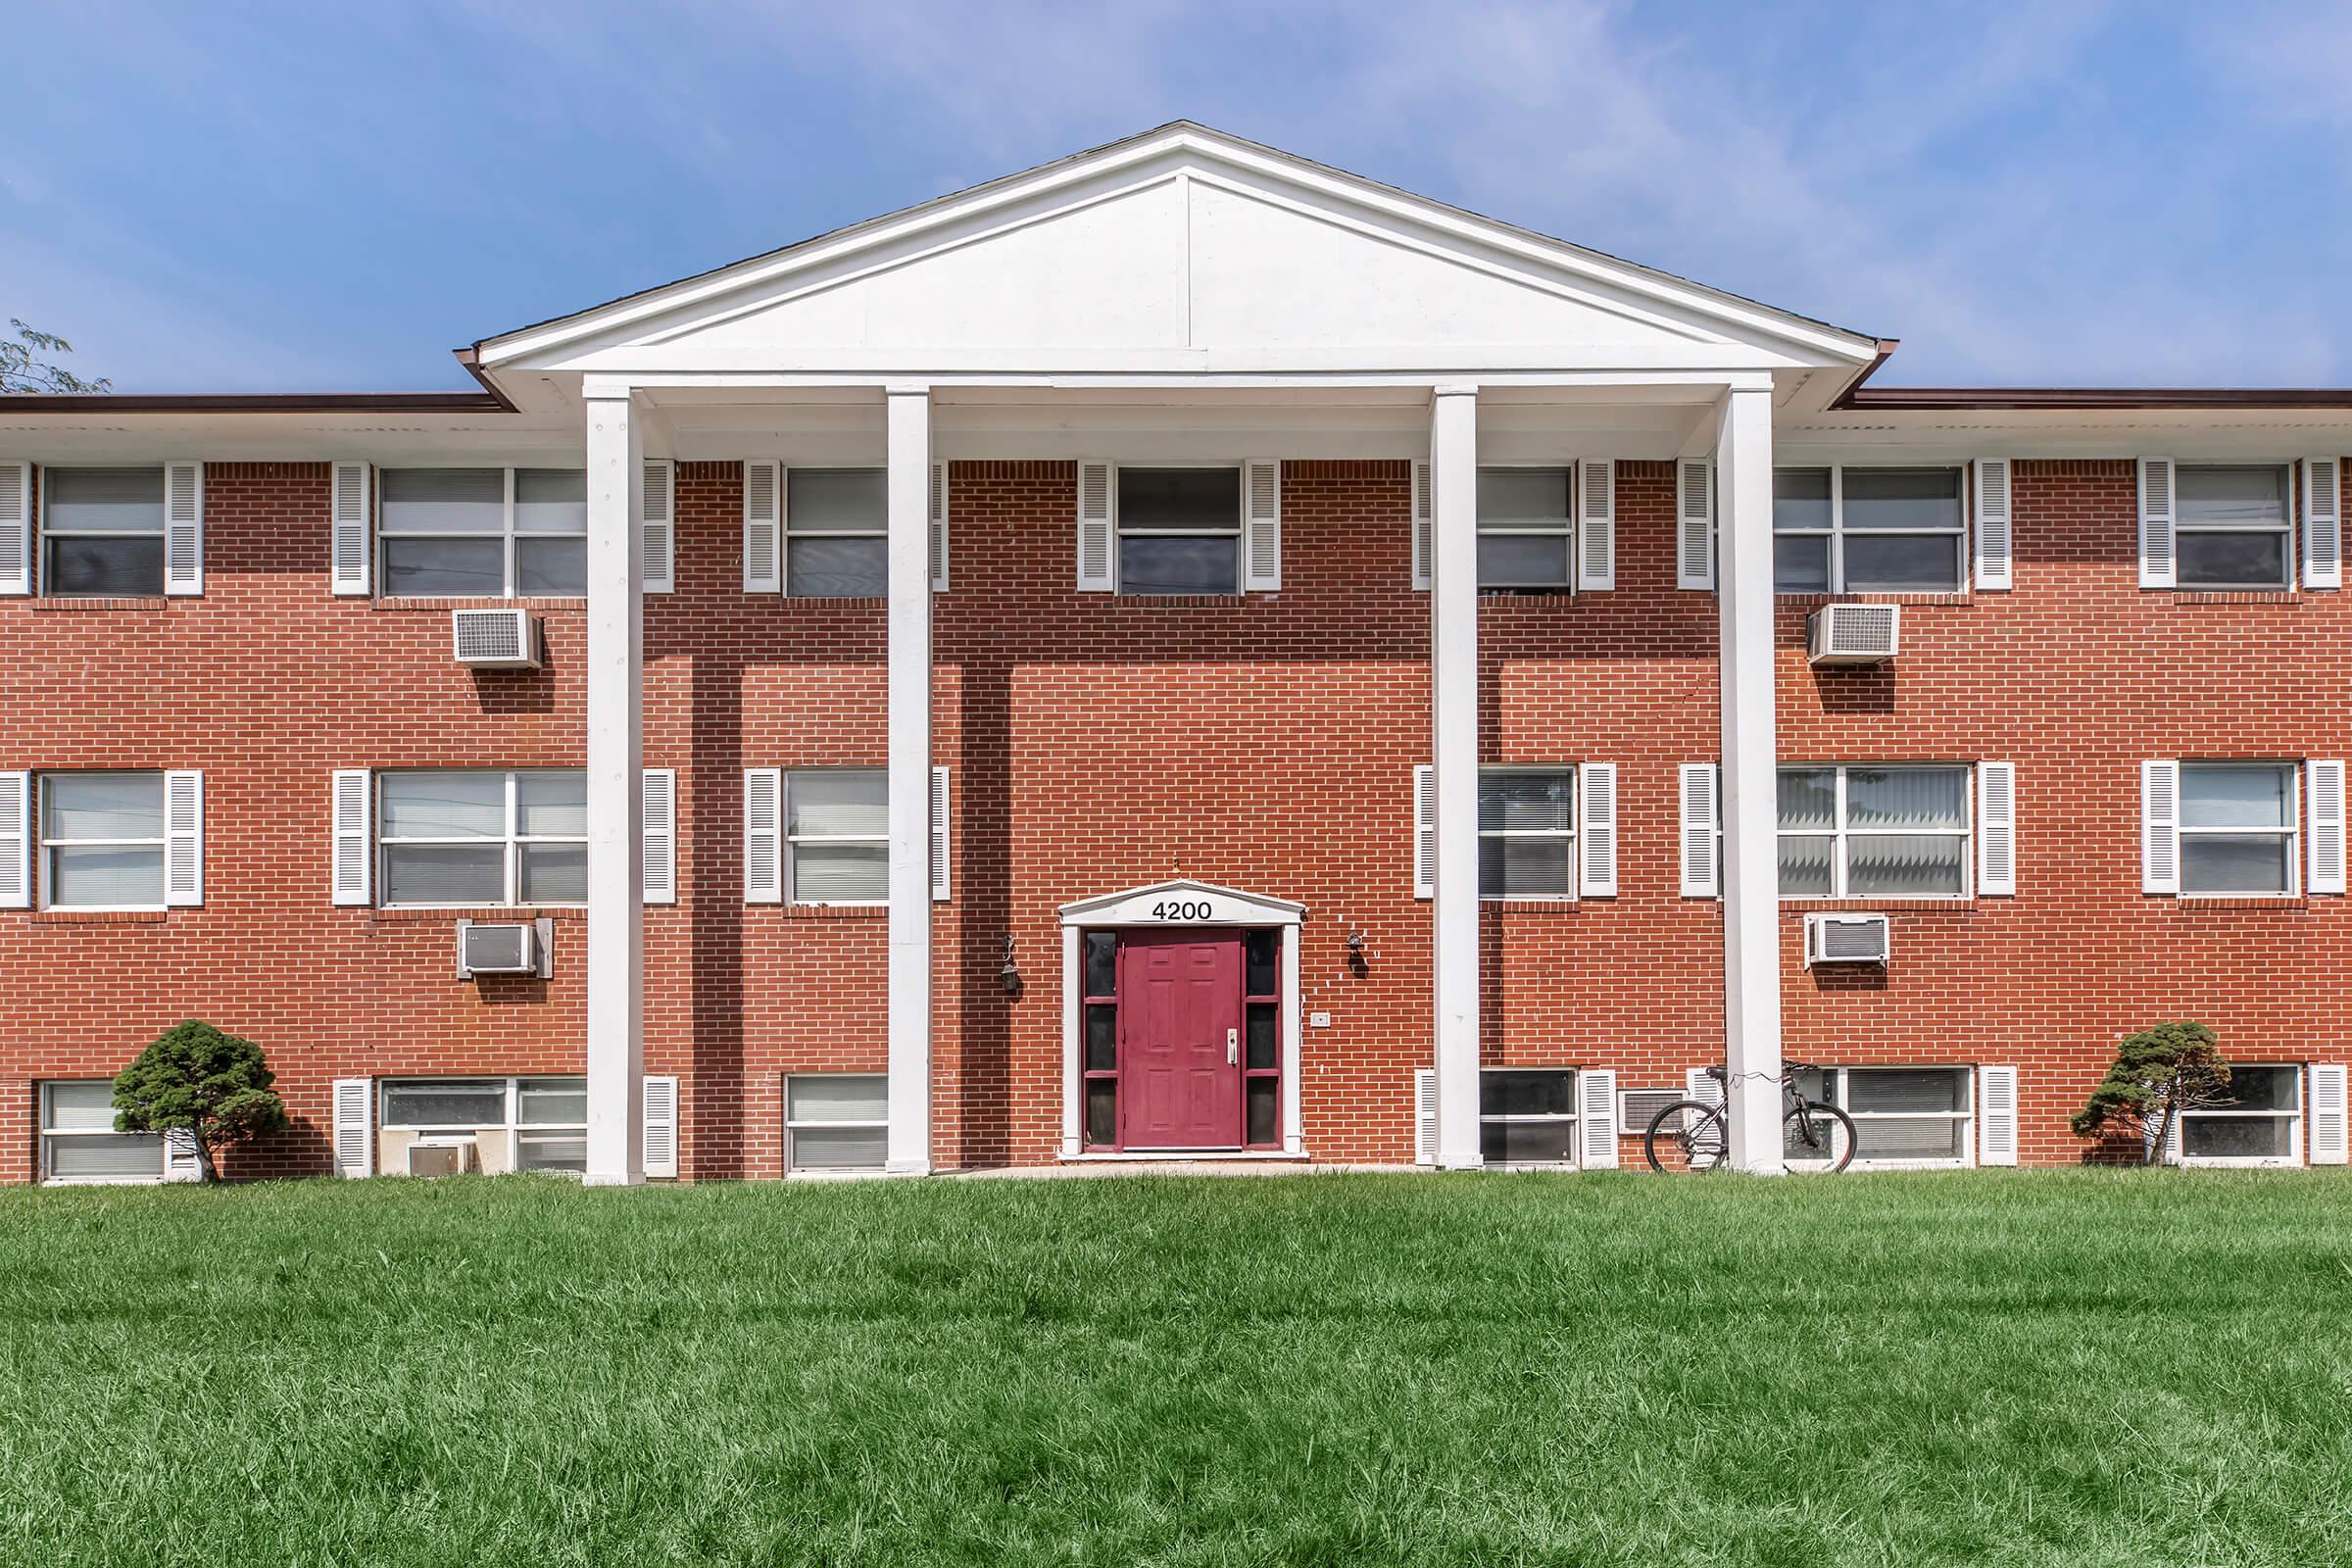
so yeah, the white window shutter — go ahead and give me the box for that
[1688,1066,1725,1106]
[643,767,676,905]
[332,1077,372,1178]
[1579,762,1618,898]
[2305,458,2341,591]
[1974,458,2013,591]
[1410,459,1435,591]
[330,461,371,596]
[1680,762,1720,898]
[164,461,204,596]
[331,769,371,906]
[2141,760,2180,895]
[744,767,783,903]
[163,769,204,906]
[1676,458,1713,590]
[742,460,781,593]
[1413,1068,1437,1165]
[643,1074,680,1178]
[162,1128,203,1182]
[1576,459,1615,591]
[0,462,28,595]
[0,770,28,908]
[1412,764,1437,900]
[930,765,951,902]
[1976,761,2017,897]
[2310,1063,2349,1165]
[1978,1065,2020,1166]
[2307,760,2345,895]
[930,461,950,592]
[1243,458,1281,591]
[1076,461,1115,591]
[641,458,675,593]
[1579,1067,1619,1169]
[2137,458,2175,588]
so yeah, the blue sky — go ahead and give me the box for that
[6,1,2349,392]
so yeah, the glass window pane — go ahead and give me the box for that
[1480,1120,1575,1163]
[2177,466,2287,527]
[1245,931,1278,997]
[515,538,586,595]
[1476,533,1569,586]
[1776,770,1837,831]
[1774,536,1830,593]
[790,1126,887,1171]
[1118,466,1239,530]
[383,1081,508,1126]
[791,843,887,902]
[46,536,165,596]
[786,536,888,598]
[1840,467,1963,530]
[47,1132,163,1180]
[1479,771,1574,833]
[1084,932,1117,998]
[381,772,506,839]
[1845,1068,1968,1115]
[1778,834,1834,897]
[515,1078,587,1124]
[785,468,887,532]
[1476,467,1571,522]
[46,467,164,531]
[44,1081,121,1132]
[519,844,587,905]
[379,468,504,533]
[1246,1003,1277,1070]
[1246,1079,1278,1146]
[383,844,505,906]
[1480,1070,1575,1117]
[2219,1064,2298,1112]
[1085,1005,1117,1073]
[515,771,587,838]
[382,537,505,597]
[2180,1115,2294,1159]
[787,771,887,837]
[1773,468,1832,531]
[788,1075,888,1123]
[45,772,162,840]
[1481,834,1572,899]
[1841,533,1962,593]
[513,468,586,532]
[1119,535,1236,595]
[49,846,164,906]
[2176,531,2286,589]
[2181,765,2292,829]
[1086,1080,1117,1148]
[1845,768,1967,830]
[1853,1117,1966,1160]
[2180,835,2291,895]
[516,1133,586,1172]
[1845,833,1966,897]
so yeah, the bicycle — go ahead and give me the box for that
[1642,1062,1857,1172]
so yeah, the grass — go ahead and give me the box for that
[2,1171,2348,1567]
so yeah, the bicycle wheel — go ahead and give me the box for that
[1643,1100,1730,1172]
[1783,1100,1858,1173]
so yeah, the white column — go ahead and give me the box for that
[1429,384,1483,1168]
[885,386,934,1174]
[582,385,645,1186]
[1060,925,1083,1157]
[1716,384,1785,1174]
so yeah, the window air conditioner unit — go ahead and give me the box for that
[456,918,551,979]
[451,607,540,668]
[1807,604,1899,665]
[406,1139,477,1177]
[1617,1087,1688,1138]
[1804,912,1891,967]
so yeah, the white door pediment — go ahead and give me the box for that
[1059,879,1304,928]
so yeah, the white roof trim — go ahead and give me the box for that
[1058,878,1306,926]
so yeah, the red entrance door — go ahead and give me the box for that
[1117,930,1243,1148]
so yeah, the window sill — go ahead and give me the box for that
[2167,590,2305,607]
[28,908,171,924]
[776,903,888,919]
[1484,898,1585,910]
[368,597,587,612]
[1108,593,1252,607]
[778,595,888,608]
[367,906,584,922]
[1777,591,1973,609]
[28,596,169,612]
[2171,896,2308,910]
[1783,898,1977,912]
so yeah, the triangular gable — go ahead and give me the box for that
[1059,879,1306,926]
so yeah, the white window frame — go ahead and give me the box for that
[1773,465,1968,596]
[39,769,166,912]
[785,466,888,599]
[2173,462,2294,592]
[1816,1065,1978,1171]
[1477,1066,1579,1167]
[2178,761,2300,899]
[376,768,588,909]
[785,1072,890,1175]
[1477,764,1577,903]
[2176,1063,2304,1168]
[39,1080,168,1186]
[785,767,888,906]
[1475,463,1576,590]
[1777,763,1973,901]
[39,466,166,598]
[1115,462,1244,596]
[376,466,586,601]
[378,1075,588,1175]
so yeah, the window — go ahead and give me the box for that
[41,771,165,908]
[2175,465,2291,590]
[380,1076,586,1173]
[43,466,165,597]
[1778,765,1969,898]
[2180,763,2297,896]
[2179,1064,2302,1163]
[786,467,886,598]
[1480,1069,1578,1164]
[1774,466,1965,594]
[786,769,886,904]
[378,467,585,598]
[787,1074,888,1172]
[40,1081,165,1184]
[1479,768,1575,900]
[1081,931,1118,1148]
[1477,466,1573,589]
[1799,1067,1975,1167]
[377,769,587,907]
[1117,466,1240,595]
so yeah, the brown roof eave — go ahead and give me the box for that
[1837,384,2352,412]
[0,349,517,416]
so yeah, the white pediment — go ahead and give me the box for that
[1059,879,1305,928]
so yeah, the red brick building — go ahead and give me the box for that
[4,124,2346,1183]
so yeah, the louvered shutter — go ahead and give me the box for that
[643,1074,680,1178]
[744,768,783,903]
[0,770,27,908]
[742,460,781,593]
[1978,1065,2019,1166]
[1576,459,1615,591]
[643,767,676,905]
[1412,764,1437,900]
[330,461,371,595]
[1579,1068,1619,1169]
[1977,761,2017,897]
[641,458,675,593]
[163,769,203,906]
[331,769,371,906]
[163,461,203,595]
[1578,762,1618,897]
[2308,760,2345,895]
[1687,1066,1725,1105]
[930,765,951,902]
[930,461,950,592]
[1680,763,1720,898]
[1685,1065,1726,1164]
[332,1078,372,1178]
[1677,458,1713,590]
[1413,1068,1438,1165]
[0,462,27,595]
[2310,1063,2349,1165]
[1076,461,1114,591]
[1243,458,1281,591]
[2141,760,2180,895]
[2138,458,2176,588]
[1975,458,2013,591]
[163,1130,203,1182]
[1410,459,1435,591]
[2306,458,2341,591]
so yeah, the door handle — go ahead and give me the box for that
[1227,1027,1239,1065]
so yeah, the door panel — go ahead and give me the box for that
[1118,930,1242,1148]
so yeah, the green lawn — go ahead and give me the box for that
[3,1171,2348,1567]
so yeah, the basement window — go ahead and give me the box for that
[786,467,887,597]
[2175,465,2291,590]
[42,466,165,596]
[787,1075,888,1173]
[1117,466,1241,595]
[1479,1068,1578,1164]
[380,1076,586,1174]
[2178,1063,2302,1165]
[40,1081,166,1185]
[1796,1066,1976,1167]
